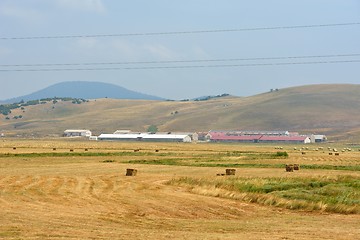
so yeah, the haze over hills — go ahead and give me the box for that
[1,84,360,141]
[1,81,164,103]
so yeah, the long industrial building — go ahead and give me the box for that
[206,130,322,144]
[98,133,192,142]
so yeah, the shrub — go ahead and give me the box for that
[275,151,288,157]
[102,160,116,163]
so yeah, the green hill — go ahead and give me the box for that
[1,84,360,141]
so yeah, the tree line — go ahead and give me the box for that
[1,97,88,116]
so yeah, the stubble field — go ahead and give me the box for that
[0,139,359,239]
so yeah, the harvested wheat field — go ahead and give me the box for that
[0,139,359,239]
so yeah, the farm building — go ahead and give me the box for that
[63,129,92,137]
[98,133,192,142]
[197,132,209,141]
[113,130,132,134]
[310,134,327,143]
[207,130,311,144]
[208,130,290,137]
[259,135,311,144]
[207,132,262,143]
[234,130,289,136]
[89,136,98,141]
[156,132,198,142]
[144,134,192,142]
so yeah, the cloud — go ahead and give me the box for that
[142,44,177,59]
[111,41,137,58]
[76,38,99,49]
[55,0,106,13]
[0,46,11,57]
[0,4,42,21]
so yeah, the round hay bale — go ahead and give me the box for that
[226,169,236,175]
[285,164,294,172]
[126,168,138,176]
[293,164,300,170]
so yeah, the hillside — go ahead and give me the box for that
[1,84,360,141]
[1,81,163,103]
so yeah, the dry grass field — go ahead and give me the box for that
[0,139,359,239]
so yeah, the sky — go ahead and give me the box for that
[0,0,359,100]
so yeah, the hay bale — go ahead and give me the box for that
[225,169,236,175]
[285,164,294,172]
[126,168,137,176]
[293,164,300,170]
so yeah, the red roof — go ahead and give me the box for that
[209,132,308,142]
[210,133,262,141]
[259,136,308,141]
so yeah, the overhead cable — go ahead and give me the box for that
[1,53,359,67]
[1,59,359,72]
[1,22,359,40]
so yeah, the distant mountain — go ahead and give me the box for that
[2,81,164,103]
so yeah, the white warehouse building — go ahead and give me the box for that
[98,133,192,142]
[63,129,92,137]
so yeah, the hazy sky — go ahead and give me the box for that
[1,0,359,100]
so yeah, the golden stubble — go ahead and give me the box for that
[0,139,359,239]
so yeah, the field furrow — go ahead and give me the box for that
[0,140,359,239]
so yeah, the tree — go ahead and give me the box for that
[147,125,158,133]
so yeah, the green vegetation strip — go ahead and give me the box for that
[0,152,168,157]
[127,159,360,171]
[0,151,285,160]
[168,175,360,214]
[2,151,358,171]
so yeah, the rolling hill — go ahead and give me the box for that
[1,81,164,103]
[1,84,360,141]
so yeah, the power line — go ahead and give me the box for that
[1,53,359,67]
[1,22,359,40]
[1,59,359,72]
